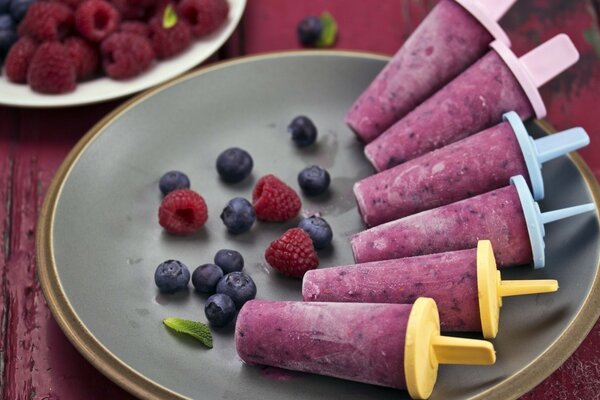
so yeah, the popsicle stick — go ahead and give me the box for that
[431,336,496,365]
[540,203,596,225]
[497,280,559,298]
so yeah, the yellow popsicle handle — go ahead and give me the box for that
[497,279,559,298]
[431,336,496,365]
[405,298,497,399]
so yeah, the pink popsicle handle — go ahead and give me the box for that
[471,0,516,21]
[519,34,579,87]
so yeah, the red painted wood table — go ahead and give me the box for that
[1,0,599,399]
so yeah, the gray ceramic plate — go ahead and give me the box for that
[37,52,600,400]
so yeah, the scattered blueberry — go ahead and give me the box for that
[154,260,190,293]
[0,14,16,56]
[9,0,35,21]
[159,170,190,195]
[298,165,330,196]
[191,263,224,294]
[216,271,257,309]
[288,116,317,147]
[205,293,236,327]
[0,0,10,13]
[220,197,256,234]
[216,147,253,183]
[297,16,322,47]
[214,249,244,273]
[299,216,333,249]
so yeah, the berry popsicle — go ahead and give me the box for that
[345,0,516,143]
[365,34,580,172]
[303,241,558,338]
[354,111,589,226]
[352,175,595,268]
[235,297,495,399]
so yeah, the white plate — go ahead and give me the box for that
[0,0,245,108]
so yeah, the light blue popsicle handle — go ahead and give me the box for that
[539,203,596,225]
[534,127,590,164]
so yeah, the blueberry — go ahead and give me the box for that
[216,271,256,309]
[214,249,244,273]
[159,170,190,195]
[288,116,317,147]
[220,197,255,234]
[298,165,330,196]
[191,263,224,294]
[205,293,236,327]
[154,260,190,293]
[0,0,10,13]
[297,16,322,47]
[0,15,16,55]
[216,147,253,183]
[299,216,333,249]
[9,0,34,21]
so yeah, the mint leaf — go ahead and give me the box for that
[316,12,338,48]
[163,4,178,29]
[163,317,213,348]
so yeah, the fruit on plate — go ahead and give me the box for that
[252,175,301,222]
[158,188,208,235]
[265,228,319,278]
[154,259,191,293]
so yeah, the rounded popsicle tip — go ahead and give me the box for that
[301,271,319,301]
[405,297,496,399]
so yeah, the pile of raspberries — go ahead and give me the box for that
[4,0,229,94]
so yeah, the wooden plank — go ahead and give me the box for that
[1,104,136,399]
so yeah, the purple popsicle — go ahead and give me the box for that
[235,298,496,398]
[345,0,515,143]
[352,177,595,268]
[303,241,558,337]
[354,115,590,227]
[352,184,531,266]
[356,121,526,226]
[305,249,481,331]
[365,34,579,172]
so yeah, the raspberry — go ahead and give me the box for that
[110,0,148,19]
[148,17,191,59]
[101,32,155,79]
[265,228,319,278]
[252,175,301,222]
[119,21,149,37]
[75,0,120,42]
[17,2,74,42]
[64,37,99,80]
[53,0,86,10]
[27,42,77,94]
[177,0,228,38]
[158,189,208,235]
[4,36,38,83]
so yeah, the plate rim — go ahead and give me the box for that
[35,50,600,400]
[0,0,246,109]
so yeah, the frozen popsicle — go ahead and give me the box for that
[365,34,580,172]
[345,0,516,143]
[354,111,589,226]
[236,297,495,399]
[303,241,558,338]
[352,175,595,268]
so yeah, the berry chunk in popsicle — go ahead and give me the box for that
[365,34,580,172]
[303,241,558,338]
[351,175,595,268]
[346,0,516,143]
[235,297,495,399]
[354,111,589,227]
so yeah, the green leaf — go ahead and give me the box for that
[163,317,213,348]
[316,12,338,48]
[163,4,178,29]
